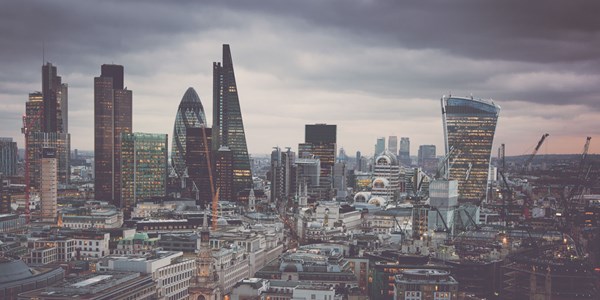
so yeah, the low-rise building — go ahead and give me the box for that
[393,269,458,300]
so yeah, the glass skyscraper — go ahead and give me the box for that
[94,64,132,206]
[171,87,207,178]
[441,96,500,204]
[120,133,168,218]
[212,44,252,199]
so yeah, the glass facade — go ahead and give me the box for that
[171,87,207,178]
[186,127,213,207]
[212,45,253,199]
[0,138,18,176]
[441,96,500,204]
[94,64,132,205]
[121,133,168,218]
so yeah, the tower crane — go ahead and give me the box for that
[562,137,592,220]
[523,133,549,172]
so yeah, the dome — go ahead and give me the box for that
[368,196,387,207]
[375,150,399,166]
[354,192,371,203]
[0,258,33,283]
[372,177,390,188]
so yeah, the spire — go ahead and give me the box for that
[202,206,208,229]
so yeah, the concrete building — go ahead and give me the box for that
[0,257,64,299]
[40,147,57,222]
[371,151,401,202]
[97,251,195,300]
[60,201,123,229]
[399,137,410,166]
[0,138,18,177]
[393,269,458,300]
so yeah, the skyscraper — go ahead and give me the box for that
[374,137,385,157]
[388,136,398,155]
[42,63,68,133]
[212,44,252,199]
[441,95,500,204]
[399,137,410,166]
[299,124,336,193]
[23,65,70,194]
[418,144,437,173]
[94,64,132,206]
[171,87,207,178]
[0,138,18,177]
[40,147,57,222]
[215,146,234,203]
[270,147,294,203]
[186,127,213,207]
[120,133,168,218]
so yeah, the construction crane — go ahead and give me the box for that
[523,133,549,172]
[199,124,219,230]
[562,137,592,219]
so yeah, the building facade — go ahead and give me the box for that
[374,137,385,157]
[0,138,18,177]
[171,87,207,178]
[40,148,57,222]
[399,137,410,166]
[441,96,500,204]
[186,127,213,207]
[212,44,253,200]
[299,124,337,200]
[388,136,398,155]
[94,64,132,206]
[120,132,168,218]
[215,146,234,202]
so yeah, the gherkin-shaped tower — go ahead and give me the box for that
[171,87,207,178]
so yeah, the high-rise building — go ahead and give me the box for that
[1,175,11,214]
[120,133,168,218]
[333,162,347,200]
[399,137,410,166]
[94,64,132,206]
[270,147,294,203]
[23,64,71,195]
[418,145,437,173]
[441,95,500,204]
[171,87,207,178]
[215,146,234,202]
[371,150,401,202]
[299,124,336,200]
[40,147,57,222]
[355,151,362,171]
[186,127,213,207]
[0,138,18,176]
[212,44,252,200]
[42,63,68,133]
[388,136,398,155]
[374,137,385,157]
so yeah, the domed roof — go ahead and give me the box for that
[368,197,387,207]
[375,150,399,165]
[372,177,390,188]
[354,192,371,203]
[0,258,33,283]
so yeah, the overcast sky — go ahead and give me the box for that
[1,0,599,157]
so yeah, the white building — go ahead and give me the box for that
[372,151,401,202]
[97,251,195,300]
[214,247,250,295]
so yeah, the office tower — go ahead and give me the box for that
[418,144,437,173]
[23,63,71,193]
[171,87,207,178]
[270,147,294,203]
[186,127,213,207]
[337,148,348,162]
[333,162,347,200]
[355,151,361,171]
[0,138,18,176]
[212,44,252,200]
[371,151,401,202]
[295,157,321,204]
[42,63,68,133]
[40,147,57,222]
[374,137,385,157]
[299,124,336,199]
[441,95,500,204]
[215,146,234,202]
[0,175,10,214]
[388,136,398,155]
[94,64,132,206]
[120,133,168,218]
[399,137,410,166]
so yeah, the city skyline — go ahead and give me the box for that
[1,1,600,156]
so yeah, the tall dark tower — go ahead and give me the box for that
[94,64,132,207]
[186,127,213,208]
[299,124,336,199]
[212,44,252,200]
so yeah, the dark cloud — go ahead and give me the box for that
[0,0,599,155]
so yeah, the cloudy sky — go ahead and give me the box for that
[1,0,599,157]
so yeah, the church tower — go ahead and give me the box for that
[188,211,221,300]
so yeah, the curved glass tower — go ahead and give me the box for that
[441,96,500,204]
[171,87,207,178]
